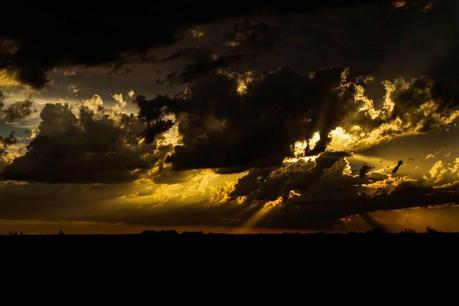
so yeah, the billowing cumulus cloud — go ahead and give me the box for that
[0,89,35,123]
[0,99,35,123]
[425,158,459,184]
[1,100,152,183]
[138,65,459,169]
[231,152,352,202]
[0,132,17,168]
[323,75,459,151]
[137,66,360,171]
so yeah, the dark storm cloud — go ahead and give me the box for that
[230,0,458,86]
[211,67,459,225]
[149,0,459,102]
[138,60,459,173]
[158,50,243,84]
[256,181,459,230]
[137,66,359,172]
[0,132,17,165]
[231,152,351,201]
[0,103,150,183]
[381,0,459,81]
[388,77,459,132]
[0,181,129,220]
[156,20,280,84]
[0,132,16,147]
[0,100,35,123]
[1,0,457,90]
[223,21,279,50]
[0,90,35,123]
[0,0,381,88]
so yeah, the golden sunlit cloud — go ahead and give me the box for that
[241,197,283,229]
[118,170,244,206]
[81,95,104,113]
[328,76,459,152]
[0,70,21,87]
[155,122,183,148]
[236,72,255,96]
[112,93,127,110]
[424,158,459,184]
[328,127,354,151]
[283,133,321,164]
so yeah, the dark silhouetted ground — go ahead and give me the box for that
[2,230,459,276]
[2,230,459,252]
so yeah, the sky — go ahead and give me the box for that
[0,0,459,234]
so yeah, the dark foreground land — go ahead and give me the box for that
[3,229,459,241]
[2,230,459,252]
[2,231,459,275]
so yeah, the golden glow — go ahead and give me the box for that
[112,93,127,111]
[155,122,183,148]
[241,197,284,229]
[283,133,321,164]
[237,82,248,95]
[355,84,378,120]
[328,127,354,151]
[436,109,459,126]
[362,176,414,196]
[425,158,459,184]
[429,161,447,182]
[342,158,353,176]
[351,153,394,174]
[119,170,244,206]
[453,158,459,174]
[81,95,104,113]
[236,72,255,96]
[364,205,459,233]
[241,209,268,228]
[309,132,321,150]
[354,80,395,121]
[0,219,314,235]
[0,70,21,87]
[343,77,459,151]
[236,196,247,205]
[293,140,308,157]
[264,196,283,209]
[283,153,318,164]
[289,190,302,199]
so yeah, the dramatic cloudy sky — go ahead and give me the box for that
[1,0,459,233]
